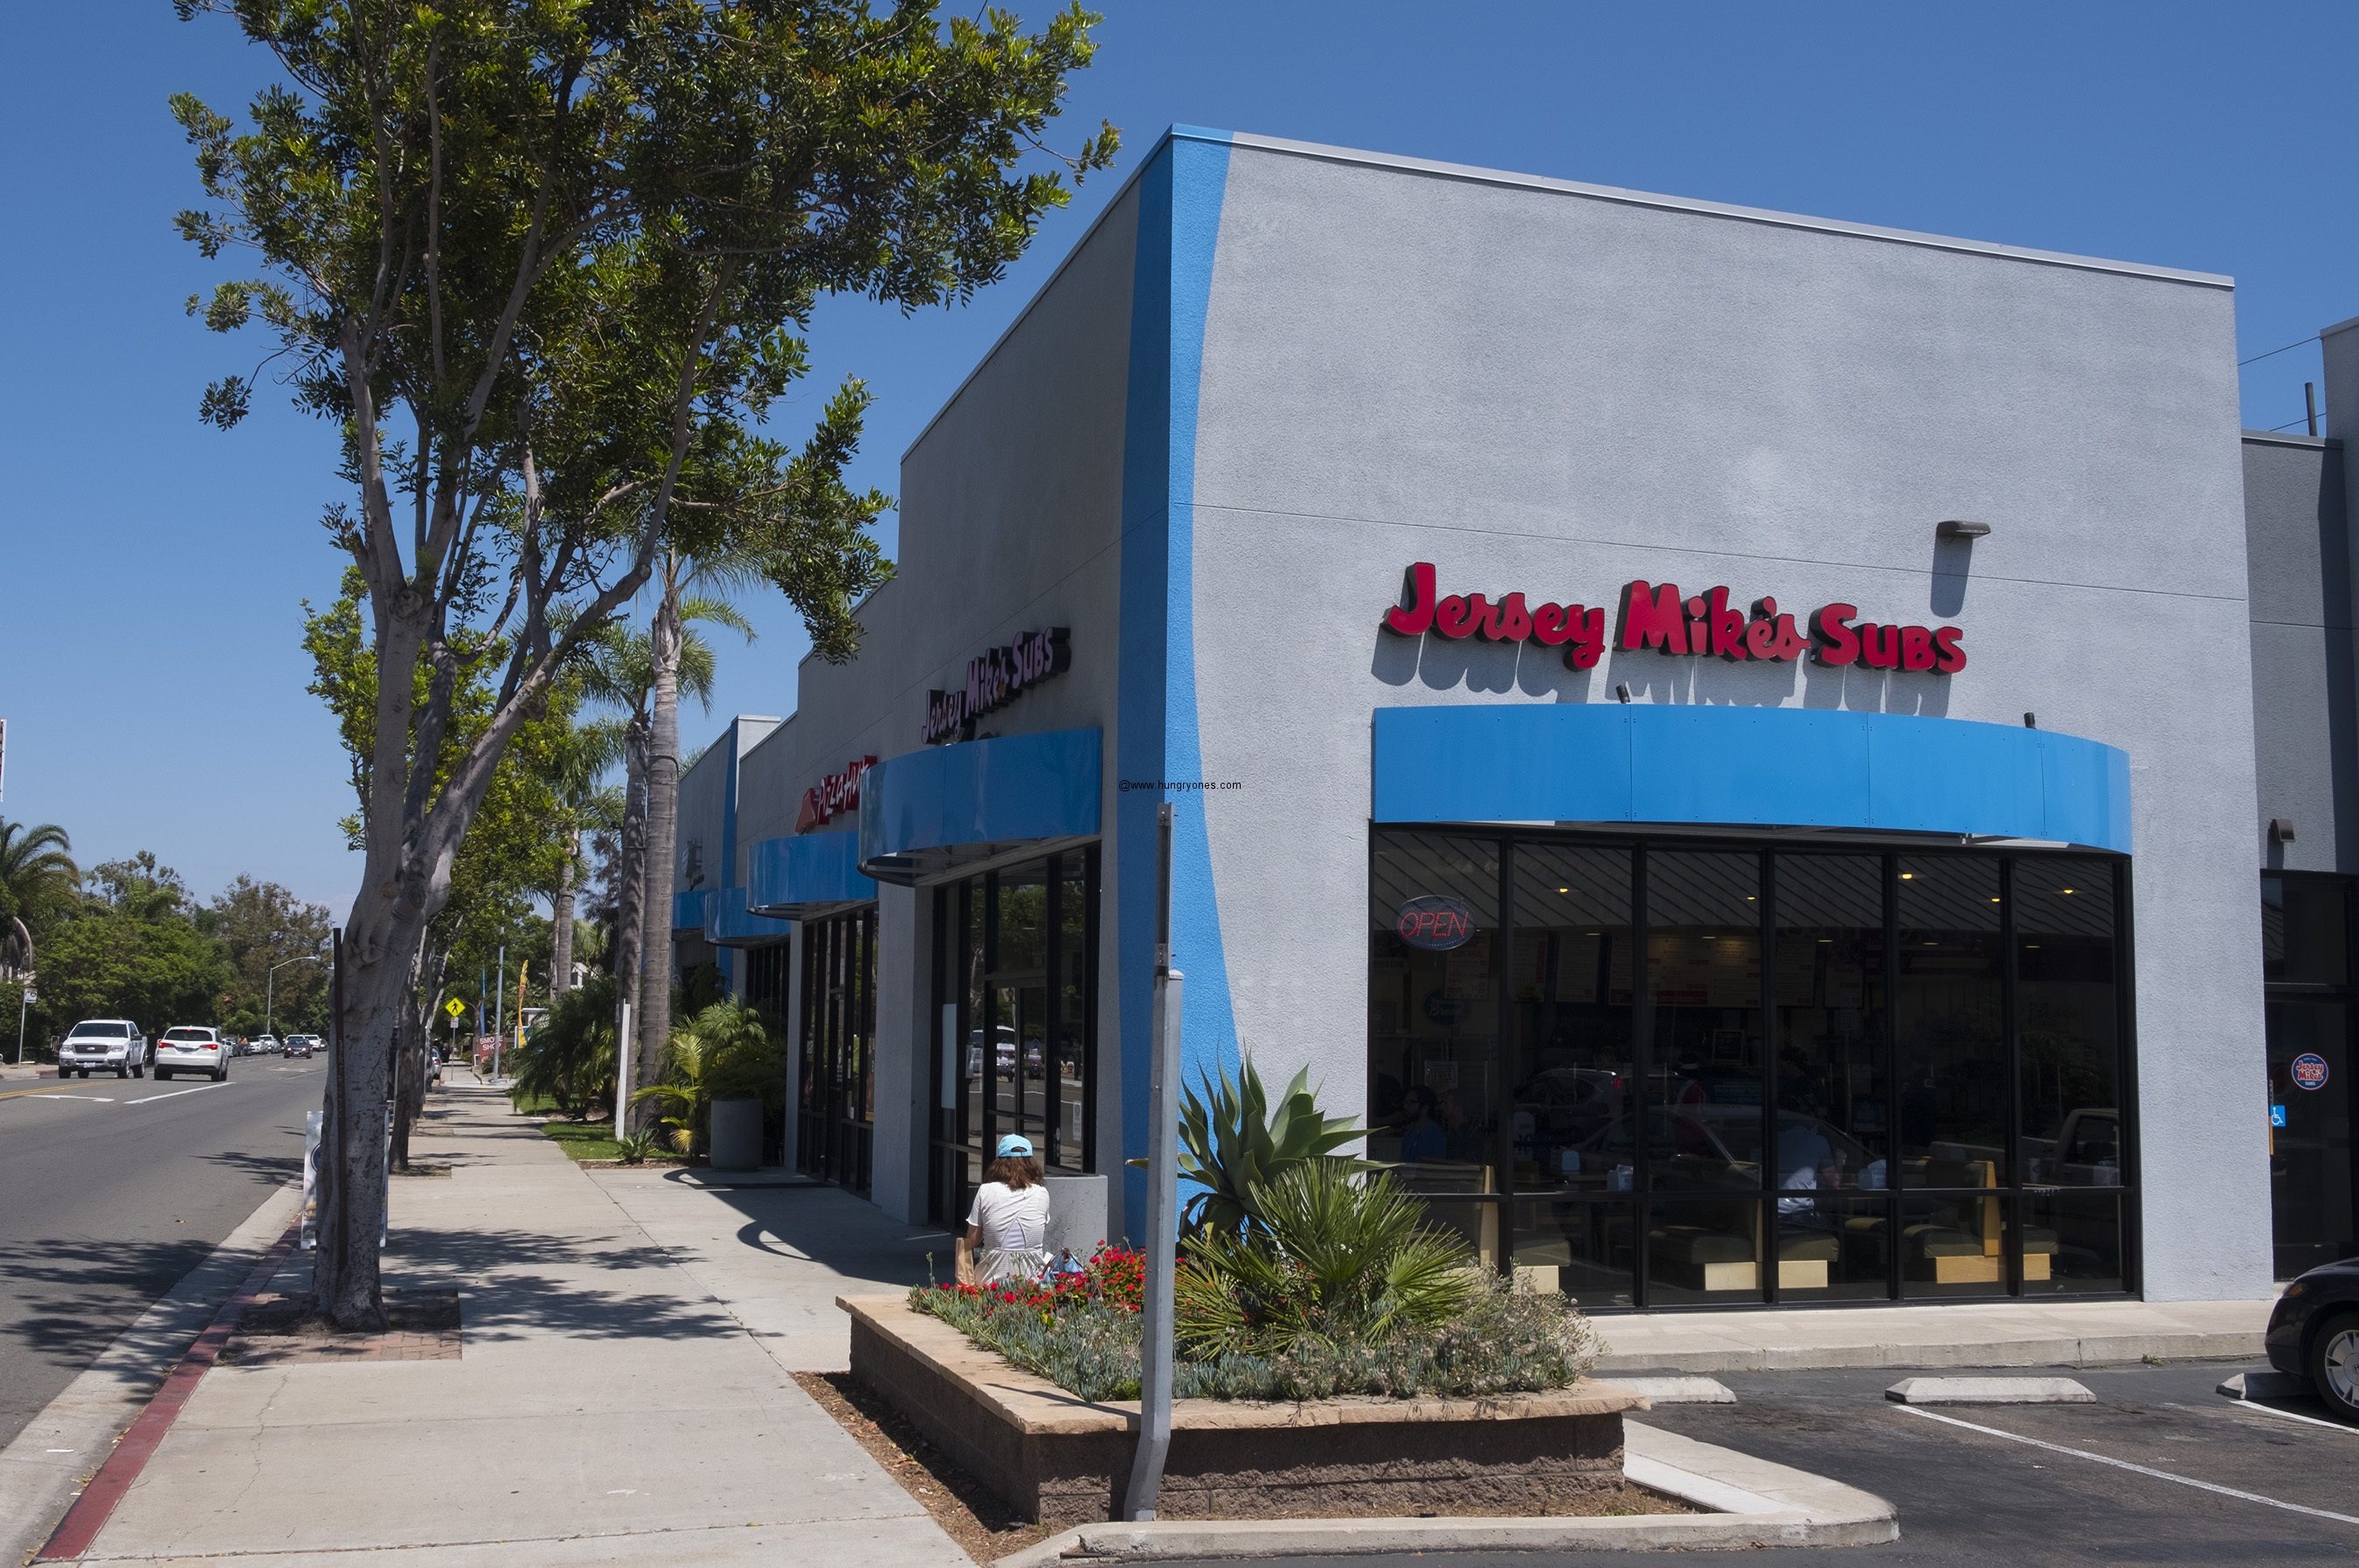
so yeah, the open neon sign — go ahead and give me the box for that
[1383,563,1966,673]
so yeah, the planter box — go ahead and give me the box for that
[839,1294,1644,1530]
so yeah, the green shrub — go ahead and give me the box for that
[1134,1054,1373,1237]
[631,997,782,1157]
[1176,1162,1473,1357]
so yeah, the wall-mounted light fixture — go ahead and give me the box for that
[1937,519,1991,539]
[1615,683,1632,704]
[2270,818,2297,845]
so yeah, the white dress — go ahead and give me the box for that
[966,1181,1054,1285]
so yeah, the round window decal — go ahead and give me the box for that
[2291,1052,2330,1092]
[1395,895,1477,951]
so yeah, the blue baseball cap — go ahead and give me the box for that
[995,1134,1034,1158]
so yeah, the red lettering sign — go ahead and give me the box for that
[796,756,876,833]
[1384,565,1965,674]
[923,627,1071,745]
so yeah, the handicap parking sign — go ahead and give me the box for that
[2270,1104,2288,1129]
[2291,1052,2331,1092]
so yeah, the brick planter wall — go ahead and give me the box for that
[840,1295,1644,1529]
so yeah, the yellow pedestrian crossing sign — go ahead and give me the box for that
[444,998,467,1018]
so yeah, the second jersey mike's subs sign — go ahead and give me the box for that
[1381,562,1966,673]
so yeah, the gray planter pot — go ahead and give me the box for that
[709,1097,764,1171]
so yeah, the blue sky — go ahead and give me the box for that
[3,1,2352,915]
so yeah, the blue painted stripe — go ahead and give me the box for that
[1117,128,1237,1241]
[1372,705,2130,853]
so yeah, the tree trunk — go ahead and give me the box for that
[615,715,649,1064]
[636,587,684,1135]
[550,832,577,999]
[315,899,412,1332]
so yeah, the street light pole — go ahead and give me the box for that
[267,952,323,1040]
[15,984,32,1067]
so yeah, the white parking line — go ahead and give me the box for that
[1893,1405,2359,1525]
[2179,1398,2359,1436]
[128,1082,237,1104]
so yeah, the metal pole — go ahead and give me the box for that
[15,986,29,1066]
[1124,803,1180,1523]
[2307,382,2320,439]
[494,946,506,1083]
[615,1001,634,1136]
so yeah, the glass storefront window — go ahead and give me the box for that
[1511,844,1635,1201]
[798,908,876,1193]
[2264,876,2348,984]
[1365,829,2136,1309]
[1368,832,1504,1241]
[1646,851,1764,1194]
[1897,855,2005,1194]
[930,849,1098,1227]
[2268,998,2355,1278]
[2017,857,2121,1200]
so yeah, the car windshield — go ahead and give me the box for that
[70,1022,130,1038]
[164,1028,212,1041]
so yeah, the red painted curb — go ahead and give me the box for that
[38,1219,301,1561]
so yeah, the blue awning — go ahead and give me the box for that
[1373,705,2130,853]
[670,888,711,933]
[702,886,793,949]
[746,832,876,919]
[859,728,1103,885]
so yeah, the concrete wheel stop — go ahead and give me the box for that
[1886,1376,2095,1405]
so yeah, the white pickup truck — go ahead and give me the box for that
[58,1019,149,1080]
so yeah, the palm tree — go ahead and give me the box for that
[0,819,77,976]
[538,719,626,999]
[580,605,740,1127]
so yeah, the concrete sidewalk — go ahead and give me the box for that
[1592,1295,2273,1373]
[59,1083,963,1566]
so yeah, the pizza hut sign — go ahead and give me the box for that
[1383,562,1966,673]
[797,756,875,833]
[923,626,1071,745]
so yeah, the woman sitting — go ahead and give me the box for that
[963,1134,1054,1285]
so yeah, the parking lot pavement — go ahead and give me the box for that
[1154,1361,2356,1568]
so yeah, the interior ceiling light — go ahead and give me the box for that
[1899,873,1914,880]
[1557,887,1570,894]
[2060,888,2076,895]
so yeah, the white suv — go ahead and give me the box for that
[59,1019,149,1080]
[156,1027,231,1082]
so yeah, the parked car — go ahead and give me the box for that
[156,1027,231,1082]
[2266,1256,2359,1423]
[252,1034,280,1055]
[58,1019,149,1080]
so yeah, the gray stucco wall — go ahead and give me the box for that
[2244,433,2355,874]
[735,715,800,885]
[1186,136,2268,1301]
[771,183,1143,1220]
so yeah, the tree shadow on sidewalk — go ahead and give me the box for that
[377,1225,745,1343]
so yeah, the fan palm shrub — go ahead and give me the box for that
[632,997,783,1157]
[1175,1161,1475,1359]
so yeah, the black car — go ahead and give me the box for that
[2265,1256,2359,1423]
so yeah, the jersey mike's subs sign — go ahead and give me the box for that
[1381,563,1966,673]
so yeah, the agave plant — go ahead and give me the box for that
[613,1130,661,1166]
[1174,1162,1474,1359]
[1135,1055,1373,1236]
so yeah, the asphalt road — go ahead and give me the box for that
[0,1056,327,1450]
[1161,1362,2359,1567]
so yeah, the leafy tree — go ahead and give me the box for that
[0,819,79,975]
[212,876,335,1037]
[35,870,232,1046]
[176,0,1113,1328]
